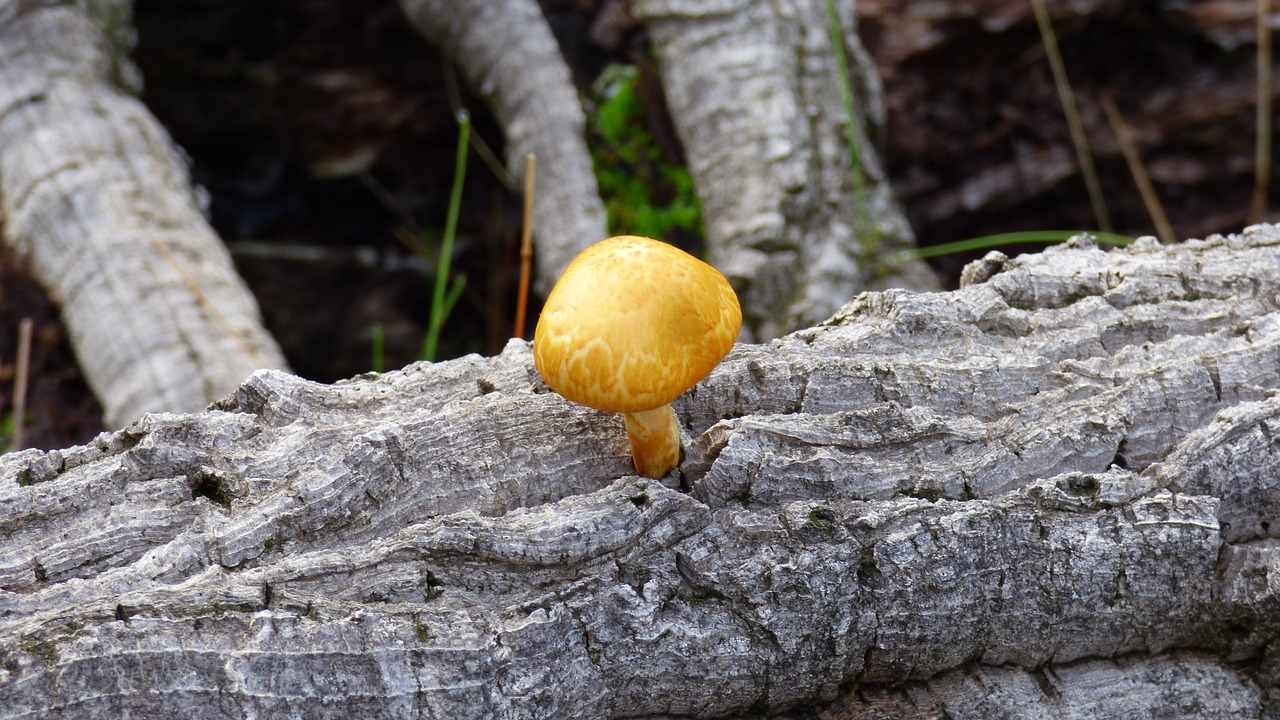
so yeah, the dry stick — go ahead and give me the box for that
[513,154,536,339]
[1031,0,1113,233]
[11,318,33,451]
[145,232,265,365]
[1249,0,1273,225]
[1100,93,1177,245]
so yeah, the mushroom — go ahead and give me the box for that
[533,235,742,479]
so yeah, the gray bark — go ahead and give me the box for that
[0,1,290,429]
[632,0,940,341]
[3,224,1280,718]
[398,0,609,295]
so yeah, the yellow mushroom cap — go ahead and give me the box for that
[533,235,742,413]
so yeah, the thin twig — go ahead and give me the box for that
[514,154,536,339]
[1100,93,1176,244]
[357,170,425,240]
[1249,0,1273,224]
[443,59,514,189]
[12,318,33,452]
[1032,0,1113,233]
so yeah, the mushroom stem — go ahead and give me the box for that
[622,405,681,479]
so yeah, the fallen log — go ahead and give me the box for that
[2,226,1279,718]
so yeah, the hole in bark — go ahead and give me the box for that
[189,469,231,508]
[114,604,129,623]
[809,506,837,530]
[1226,619,1255,640]
[476,377,497,394]
[629,493,649,507]
[422,570,444,601]
[1112,438,1130,470]
[857,555,882,587]
[31,559,46,583]
[263,582,273,608]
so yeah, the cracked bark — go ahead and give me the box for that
[0,1,289,428]
[3,224,1280,718]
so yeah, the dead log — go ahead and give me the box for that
[2,225,1280,718]
[0,1,289,429]
[398,0,609,295]
[633,0,940,340]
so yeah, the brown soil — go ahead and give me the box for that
[0,252,105,451]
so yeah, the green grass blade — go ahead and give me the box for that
[371,323,385,373]
[441,274,467,321]
[882,230,1134,264]
[825,0,871,250]
[422,111,472,362]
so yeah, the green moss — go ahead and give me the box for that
[905,486,942,502]
[589,64,703,241]
[20,638,57,664]
[1064,476,1100,497]
[1,651,20,678]
[808,506,836,530]
[16,463,52,486]
[180,602,259,621]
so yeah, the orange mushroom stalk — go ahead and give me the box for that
[533,235,742,479]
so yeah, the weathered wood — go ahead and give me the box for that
[0,1,289,429]
[632,0,939,340]
[2,225,1280,718]
[397,0,609,295]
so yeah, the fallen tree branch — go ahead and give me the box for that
[0,1,289,428]
[397,0,609,295]
[633,0,940,340]
[2,226,1280,718]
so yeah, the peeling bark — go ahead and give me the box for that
[0,1,289,429]
[3,225,1280,717]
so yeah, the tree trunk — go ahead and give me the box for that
[632,0,940,340]
[0,1,289,429]
[3,224,1279,718]
[398,0,609,295]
